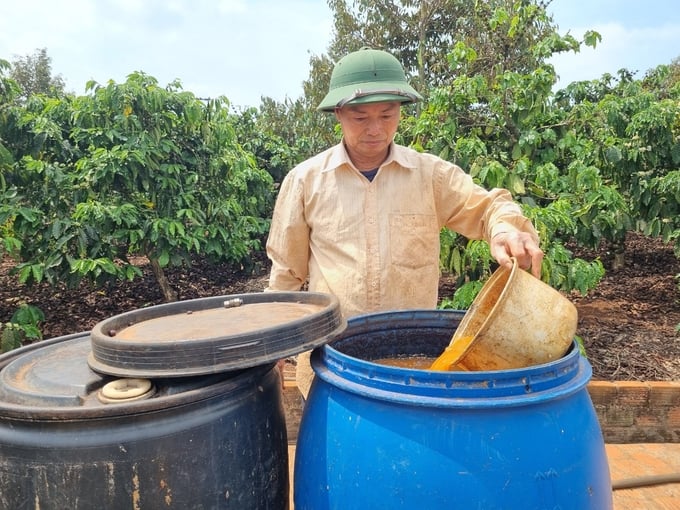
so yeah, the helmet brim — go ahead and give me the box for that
[317,81,423,112]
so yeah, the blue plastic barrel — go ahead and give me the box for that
[294,310,612,510]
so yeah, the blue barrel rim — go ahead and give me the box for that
[311,309,592,408]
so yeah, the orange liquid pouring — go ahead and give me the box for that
[429,335,474,371]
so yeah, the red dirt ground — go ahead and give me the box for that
[1,231,679,381]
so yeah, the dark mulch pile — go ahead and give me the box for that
[1,231,679,381]
[569,232,680,381]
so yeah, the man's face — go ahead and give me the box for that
[334,101,401,166]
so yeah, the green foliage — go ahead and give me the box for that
[286,0,680,307]
[324,0,560,101]
[541,243,605,295]
[439,231,494,286]
[234,98,336,183]
[439,279,484,310]
[411,31,609,295]
[1,304,44,353]
[2,1,680,316]
[397,0,678,298]
[1,70,274,299]
[9,48,65,100]
[640,170,680,243]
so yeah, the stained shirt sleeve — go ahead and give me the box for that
[265,170,310,291]
[433,159,539,244]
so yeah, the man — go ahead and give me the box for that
[266,47,543,397]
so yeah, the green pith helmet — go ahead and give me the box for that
[317,47,423,112]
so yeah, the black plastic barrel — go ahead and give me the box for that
[0,292,345,509]
[0,332,287,509]
[295,310,613,509]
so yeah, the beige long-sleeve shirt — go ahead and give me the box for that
[266,141,539,395]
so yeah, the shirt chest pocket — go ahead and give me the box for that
[389,214,438,269]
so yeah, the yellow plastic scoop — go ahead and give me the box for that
[430,258,577,372]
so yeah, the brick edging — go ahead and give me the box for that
[587,380,680,443]
[282,380,680,444]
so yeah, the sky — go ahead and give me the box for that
[1,0,679,108]
[547,0,680,89]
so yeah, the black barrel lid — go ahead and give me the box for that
[88,291,346,377]
[0,333,102,407]
[0,333,250,411]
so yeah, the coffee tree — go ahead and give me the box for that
[1,72,274,301]
[254,0,679,309]
[554,70,680,328]
[392,4,606,301]
[2,0,679,340]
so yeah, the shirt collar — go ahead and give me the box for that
[322,141,418,173]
